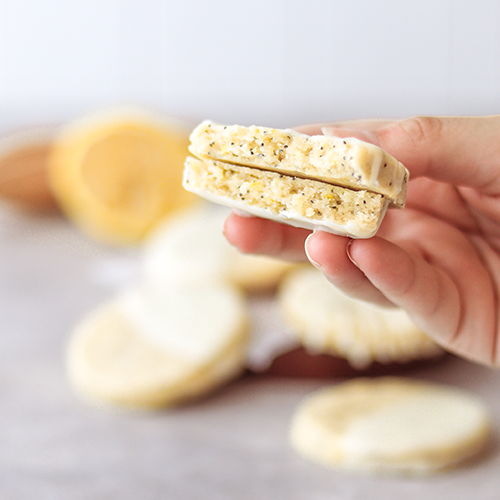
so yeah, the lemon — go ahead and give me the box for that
[48,108,197,245]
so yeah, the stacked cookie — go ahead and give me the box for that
[67,280,250,409]
[184,121,408,238]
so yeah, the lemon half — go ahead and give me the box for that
[49,108,196,245]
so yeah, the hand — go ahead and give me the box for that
[223,116,500,366]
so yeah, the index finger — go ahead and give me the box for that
[297,116,500,194]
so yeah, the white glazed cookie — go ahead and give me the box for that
[289,377,492,475]
[183,121,409,239]
[183,157,389,238]
[188,120,408,207]
[278,266,443,369]
[66,281,249,409]
[142,203,295,293]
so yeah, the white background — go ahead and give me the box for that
[0,0,499,131]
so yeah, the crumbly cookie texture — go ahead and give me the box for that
[189,120,408,207]
[183,156,389,238]
[289,377,492,475]
[278,266,443,368]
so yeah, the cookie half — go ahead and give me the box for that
[183,156,389,238]
[289,377,492,474]
[189,120,408,207]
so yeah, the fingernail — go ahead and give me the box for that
[321,127,380,146]
[232,208,254,218]
[305,232,323,270]
[346,239,360,268]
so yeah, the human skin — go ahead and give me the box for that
[223,116,500,366]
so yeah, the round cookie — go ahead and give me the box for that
[142,203,295,293]
[278,266,444,369]
[67,281,249,409]
[289,377,492,474]
[0,125,59,211]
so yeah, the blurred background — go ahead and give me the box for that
[1,0,499,133]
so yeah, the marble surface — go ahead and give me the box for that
[2,206,500,499]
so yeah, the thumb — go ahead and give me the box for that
[324,116,500,194]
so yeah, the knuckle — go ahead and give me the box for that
[376,116,445,176]
[396,116,444,146]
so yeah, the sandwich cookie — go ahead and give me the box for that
[289,377,492,474]
[66,281,249,409]
[183,121,409,238]
[278,266,444,369]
